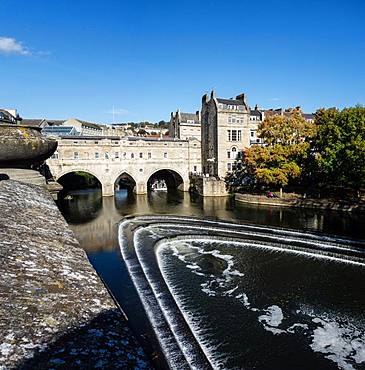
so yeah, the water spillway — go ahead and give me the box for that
[120,215,365,369]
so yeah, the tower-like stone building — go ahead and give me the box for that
[169,110,201,140]
[201,90,257,178]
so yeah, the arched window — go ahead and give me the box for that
[51,151,59,160]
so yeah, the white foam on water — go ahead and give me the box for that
[118,221,189,369]
[310,318,365,370]
[134,228,216,369]
[287,323,309,333]
[157,240,231,369]
[259,305,284,327]
[258,305,286,335]
[141,221,365,266]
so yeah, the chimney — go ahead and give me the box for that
[236,93,247,105]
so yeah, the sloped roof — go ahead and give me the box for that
[217,98,244,106]
[250,110,262,117]
[22,119,46,127]
[78,119,102,129]
[181,112,199,123]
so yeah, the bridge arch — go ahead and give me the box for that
[146,168,185,192]
[56,169,103,193]
[114,171,137,193]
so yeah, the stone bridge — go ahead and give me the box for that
[47,136,201,196]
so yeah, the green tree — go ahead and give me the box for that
[313,106,365,194]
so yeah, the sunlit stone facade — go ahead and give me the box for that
[201,90,258,178]
[169,110,201,140]
[47,136,201,196]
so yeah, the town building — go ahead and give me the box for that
[0,109,21,124]
[61,118,102,136]
[169,110,201,140]
[201,90,259,178]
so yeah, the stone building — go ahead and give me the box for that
[62,118,102,136]
[201,90,258,178]
[169,110,201,140]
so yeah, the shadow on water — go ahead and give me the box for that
[17,309,151,370]
[56,188,365,368]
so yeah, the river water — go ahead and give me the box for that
[57,189,365,370]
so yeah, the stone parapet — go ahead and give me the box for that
[0,180,151,369]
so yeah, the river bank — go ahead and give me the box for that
[0,180,151,369]
[235,192,365,213]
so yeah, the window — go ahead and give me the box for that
[105,152,109,160]
[94,141,99,144]
[51,152,59,159]
[131,153,134,159]
[74,152,79,159]
[123,152,126,158]
[228,130,241,142]
[193,165,197,172]
[227,163,232,171]
[139,152,143,158]
[115,152,119,158]
[232,147,237,159]
[95,152,99,159]
[251,131,255,137]
[164,152,167,158]
[227,151,231,159]
[148,152,152,159]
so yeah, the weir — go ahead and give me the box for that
[119,215,365,370]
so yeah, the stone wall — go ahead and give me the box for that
[0,179,151,369]
[190,174,228,197]
[235,193,365,212]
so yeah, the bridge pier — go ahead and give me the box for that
[135,182,147,195]
[102,182,114,197]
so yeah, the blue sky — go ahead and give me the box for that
[1,0,364,123]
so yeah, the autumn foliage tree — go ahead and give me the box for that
[227,111,316,195]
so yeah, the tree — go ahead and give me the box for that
[313,106,365,194]
[227,111,316,195]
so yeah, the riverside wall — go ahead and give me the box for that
[235,193,365,213]
[0,179,151,369]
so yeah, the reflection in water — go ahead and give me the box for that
[59,189,365,254]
